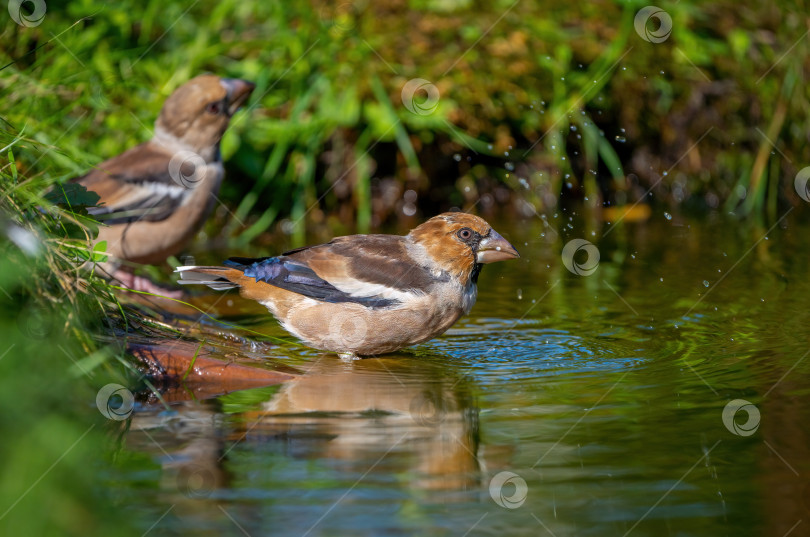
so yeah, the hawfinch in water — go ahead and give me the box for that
[71,74,255,293]
[176,213,519,358]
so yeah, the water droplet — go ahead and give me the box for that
[517,289,523,300]
[615,135,626,143]
[505,162,515,171]
[703,280,710,287]
[453,153,462,162]
[664,212,672,220]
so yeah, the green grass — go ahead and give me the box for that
[3,0,809,245]
[0,147,140,535]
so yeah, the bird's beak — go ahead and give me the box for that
[476,229,520,264]
[221,78,256,116]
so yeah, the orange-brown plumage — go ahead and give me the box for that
[178,213,519,357]
[407,212,497,282]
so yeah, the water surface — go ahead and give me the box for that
[113,211,810,536]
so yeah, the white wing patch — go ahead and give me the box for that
[329,279,419,303]
[139,181,188,199]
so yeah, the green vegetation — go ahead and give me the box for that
[0,151,134,535]
[3,1,809,240]
[1,1,809,533]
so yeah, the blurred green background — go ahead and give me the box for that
[4,0,810,238]
[1,0,810,535]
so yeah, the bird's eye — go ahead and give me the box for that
[205,101,223,115]
[457,228,473,240]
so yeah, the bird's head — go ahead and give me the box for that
[154,74,255,159]
[408,212,520,283]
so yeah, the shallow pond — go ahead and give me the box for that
[112,210,810,536]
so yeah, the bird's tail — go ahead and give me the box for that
[177,257,272,296]
[175,265,243,290]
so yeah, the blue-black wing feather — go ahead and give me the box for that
[224,256,399,308]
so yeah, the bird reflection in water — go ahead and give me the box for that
[127,354,482,505]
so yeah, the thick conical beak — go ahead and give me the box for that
[476,229,520,264]
[221,78,256,116]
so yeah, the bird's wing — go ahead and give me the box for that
[72,142,193,225]
[227,235,442,307]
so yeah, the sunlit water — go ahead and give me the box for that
[112,212,810,536]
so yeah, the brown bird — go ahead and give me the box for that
[176,213,519,358]
[72,74,255,294]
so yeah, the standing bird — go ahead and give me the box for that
[176,213,519,358]
[71,74,255,294]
